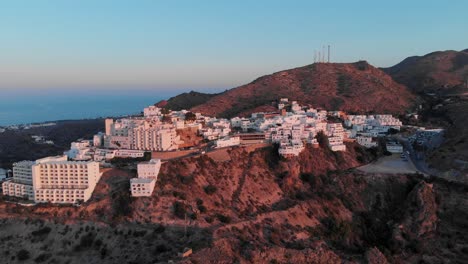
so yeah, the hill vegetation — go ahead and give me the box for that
[190,61,415,117]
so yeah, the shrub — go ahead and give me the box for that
[17,249,30,261]
[198,204,207,213]
[154,244,169,254]
[216,214,231,223]
[315,131,329,149]
[34,253,51,263]
[74,232,96,251]
[31,226,51,237]
[173,201,187,219]
[204,185,217,195]
[153,224,165,234]
[299,173,315,186]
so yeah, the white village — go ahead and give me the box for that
[1,98,443,203]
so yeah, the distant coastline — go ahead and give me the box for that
[0,91,166,126]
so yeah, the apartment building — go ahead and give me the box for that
[2,161,35,200]
[215,136,240,148]
[32,156,101,204]
[131,124,179,151]
[143,105,162,117]
[356,136,378,148]
[131,159,161,197]
[104,118,180,151]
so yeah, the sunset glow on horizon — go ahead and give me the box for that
[1,0,467,91]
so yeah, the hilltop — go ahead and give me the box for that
[384,49,468,94]
[188,61,415,118]
[156,91,219,111]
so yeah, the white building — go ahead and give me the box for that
[93,132,104,147]
[32,156,102,204]
[326,123,346,152]
[2,161,35,200]
[356,136,378,148]
[215,136,240,148]
[131,159,161,197]
[137,159,161,179]
[65,140,93,161]
[278,143,305,157]
[131,124,179,151]
[0,168,7,180]
[104,118,181,151]
[130,178,156,197]
[143,105,162,117]
[328,136,347,152]
[386,142,403,153]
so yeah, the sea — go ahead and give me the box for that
[0,89,201,126]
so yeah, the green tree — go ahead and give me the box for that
[184,112,197,122]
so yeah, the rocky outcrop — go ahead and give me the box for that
[365,247,388,264]
[392,182,437,248]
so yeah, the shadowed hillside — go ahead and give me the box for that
[384,49,468,94]
[156,91,219,111]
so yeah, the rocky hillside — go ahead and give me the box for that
[1,142,467,263]
[156,91,218,111]
[384,49,468,94]
[189,61,415,118]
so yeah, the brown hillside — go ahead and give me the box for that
[155,91,219,111]
[1,143,467,263]
[191,61,415,117]
[384,49,468,94]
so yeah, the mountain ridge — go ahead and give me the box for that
[383,49,468,94]
[187,61,415,117]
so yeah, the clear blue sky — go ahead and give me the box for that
[0,0,467,92]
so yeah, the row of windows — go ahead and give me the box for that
[36,194,84,198]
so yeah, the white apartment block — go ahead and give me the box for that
[130,178,156,197]
[93,132,104,147]
[104,118,180,151]
[2,161,35,200]
[32,156,101,204]
[215,136,240,148]
[143,105,162,117]
[0,168,7,180]
[65,140,93,161]
[328,136,347,152]
[345,115,403,134]
[278,142,305,157]
[131,159,161,197]
[356,136,378,148]
[131,125,179,151]
[137,159,161,179]
[386,142,403,153]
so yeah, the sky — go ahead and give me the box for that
[0,0,467,93]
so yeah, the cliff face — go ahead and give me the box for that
[190,61,415,117]
[1,142,466,263]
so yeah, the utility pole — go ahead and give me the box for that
[328,45,330,63]
[184,212,187,238]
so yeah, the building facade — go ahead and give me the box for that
[131,159,161,197]
[32,156,101,204]
[2,160,35,200]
